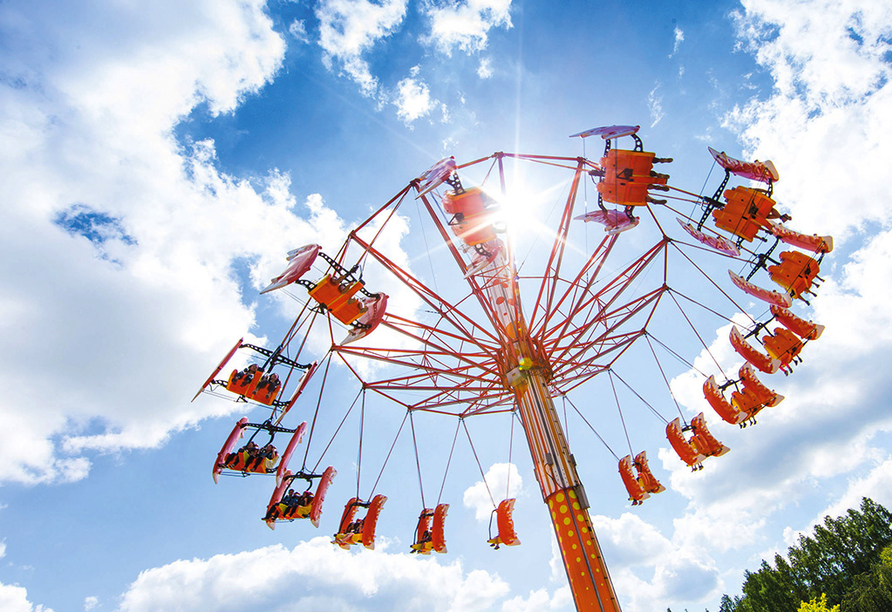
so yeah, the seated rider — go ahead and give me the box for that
[282,488,299,506]
[232,364,260,386]
[226,440,258,467]
[255,373,281,401]
[250,443,277,471]
[297,490,314,508]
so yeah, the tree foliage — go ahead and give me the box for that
[721,498,892,612]
[799,593,839,612]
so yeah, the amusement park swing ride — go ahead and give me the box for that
[193,125,833,611]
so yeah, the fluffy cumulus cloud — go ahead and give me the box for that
[118,539,510,612]
[500,585,572,612]
[0,582,48,612]
[726,0,892,235]
[0,0,387,483]
[590,513,722,611]
[394,75,435,124]
[315,0,408,98]
[422,0,513,56]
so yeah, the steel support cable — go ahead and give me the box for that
[669,241,758,326]
[409,410,426,509]
[463,419,496,509]
[369,410,409,498]
[562,395,619,461]
[415,196,442,301]
[669,287,745,328]
[275,304,324,418]
[609,369,670,425]
[667,289,725,376]
[354,189,411,269]
[608,370,634,457]
[357,390,365,498]
[349,183,414,268]
[506,411,516,500]
[436,419,462,506]
[561,394,570,446]
[310,380,361,473]
[301,352,333,469]
[691,157,717,219]
[644,334,687,424]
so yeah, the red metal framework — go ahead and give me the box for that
[198,136,832,612]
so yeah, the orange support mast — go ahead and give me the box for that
[469,210,623,611]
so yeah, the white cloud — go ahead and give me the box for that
[726,0,892,235]
[83,596,98,611]
[0,0,393,483]
[477,57,493,79]
[118,538,510,612]
[590,513,723,611]
[315,0,408,98]
[670,26,684,57]
[422,0,513,56]
[500,586,572,612]
[463,462,522,521]
[288,19,310,44]
[394,77,435,124]
[784,457,892,547]
[647,82,664,127]
[0,581,49,612]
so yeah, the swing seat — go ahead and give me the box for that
[703,375,746,425]
[361,494,387,550]
[443,188,486,217]
[431,503,449,554]
[226,368,262,396]
[309,276,367,325]
[248,376,281,405]
[764,327,804,368]
[488,498,520,548]
[738,364,784,408]
[770,305,824,341]
[767,220,833,254]
[444,188,498,247]
[411,508,434,555]
[729,326,780,374]
[601,149,659,177]
[222,448,278,474]
[618,455,648,504]
[689,413,729,458]
[666,417,706,468]
[729,271,793,308]
[713,187,777,241]
[333,497,360,549]
[633,451,665,495]
[731,364,784,421]
[768,251,819,299]
[309,466,336,528]
[213,417,248,483]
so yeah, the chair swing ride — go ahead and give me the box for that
[193,125,832,611]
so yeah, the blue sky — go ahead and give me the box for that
[1,1,891,611]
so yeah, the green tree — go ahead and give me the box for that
[717,498,892,612]
[840,543,892,612]
[799,593,839,612]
